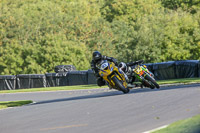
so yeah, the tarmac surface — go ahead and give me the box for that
[0,84,200,133]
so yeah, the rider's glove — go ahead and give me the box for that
[95,72,100,78]
[134,60,144,65]
[139,60,144,63]
[112,58,118,65]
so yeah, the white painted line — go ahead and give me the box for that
[40,124,88,131]
[25,101,36,105]
[143,125,169,133]
[0,107,14,111]
[0,88,104,95]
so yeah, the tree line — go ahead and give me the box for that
[0,0,200,75]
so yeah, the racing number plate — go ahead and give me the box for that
[134,65,143,75]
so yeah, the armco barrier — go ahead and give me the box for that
[153,61,176,80]
[16,74,46,89]
[0,75,16,90]
[175,60,199,78]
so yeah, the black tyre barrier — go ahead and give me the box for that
[67,71,88,86]
[153,61,176,80]
[54,65,76,73]
[0,75,16,90]
[87,69,97,84]
[175,60,199,78]
[16,74,46,89]
[0,60,199,90]
[45,72,68,87]
[199,62,200,78]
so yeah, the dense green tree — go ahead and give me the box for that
[0,0,200,75]
[100,0,164,62]
[160,0,200,14]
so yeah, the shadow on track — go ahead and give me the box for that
[130,83,200,93]
[30,83,200,105]
[32,91,124,105]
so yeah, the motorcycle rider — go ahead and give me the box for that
[91,51,118,87]
[118,60,144,85]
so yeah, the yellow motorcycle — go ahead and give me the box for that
[98,60,130,93]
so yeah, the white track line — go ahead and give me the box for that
[143,125,169,133]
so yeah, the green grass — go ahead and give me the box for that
[157,78,200,85]
[152,114,200,133]
[0,100,33,110]
[0,78,199,94]
[0,84,102,93]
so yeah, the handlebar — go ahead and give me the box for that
[126,60,144,66]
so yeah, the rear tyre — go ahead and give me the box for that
[145,75,160,89]
[112,76,130,93]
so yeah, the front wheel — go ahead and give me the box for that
[112,76,130,93]
[142,79,155,89]
[145,75,160,89]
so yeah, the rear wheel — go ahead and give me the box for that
[112,76,130,93]
[145,75,160,89]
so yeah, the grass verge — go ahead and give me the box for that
[157,78,200,85]
[0,100,33,110]
[152,114,200,133]
[0,84,101,93]
[0,78,199,94]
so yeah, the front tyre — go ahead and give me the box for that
[112,76,130,93]
[145,75,160,89]
[142,79,155,89]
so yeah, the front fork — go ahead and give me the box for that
[135,71,151,83]
[142,66,154,78]
[118,68,129,82]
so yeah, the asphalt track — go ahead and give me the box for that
[0,84,200,133]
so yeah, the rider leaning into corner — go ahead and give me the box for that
[90,51,144,87]
[91,51,118,87]
[118,60,145,87]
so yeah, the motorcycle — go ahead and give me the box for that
[127,62,160,89]
[98,60,130,93]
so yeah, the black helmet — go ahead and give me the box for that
[93,51,102,62]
